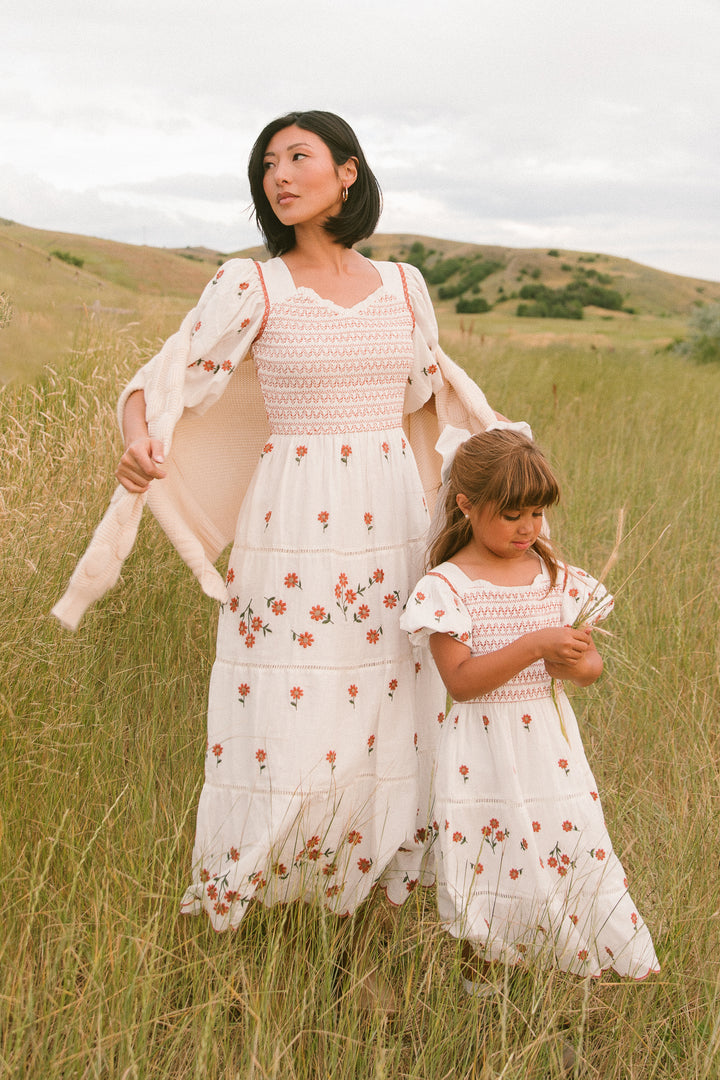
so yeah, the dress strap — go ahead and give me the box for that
[252,260,271,341]
[426,570,461,596]
[396,263,416,331]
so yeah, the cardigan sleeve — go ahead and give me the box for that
[51,260,270,631]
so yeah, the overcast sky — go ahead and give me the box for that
[3,0,719,281]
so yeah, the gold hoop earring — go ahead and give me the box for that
[342,185,348,203]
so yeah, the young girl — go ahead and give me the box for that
[401,428,659,988]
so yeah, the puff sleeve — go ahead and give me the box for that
[400,572,472,648]
[561,565,614,627]
[117,258,268,453]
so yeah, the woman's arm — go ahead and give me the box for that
[429,625,595,701]
[115,389,167,493]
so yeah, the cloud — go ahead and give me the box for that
[2,0,720,279]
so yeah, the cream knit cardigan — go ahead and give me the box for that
[52,258,497,631]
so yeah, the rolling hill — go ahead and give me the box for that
[1,218,718,383]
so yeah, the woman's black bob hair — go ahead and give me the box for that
[248,111,382,257]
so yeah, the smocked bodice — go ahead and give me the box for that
[252,289,415,435]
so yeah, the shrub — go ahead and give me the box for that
[674,302,720,364]
[51,249,84,269]
[456,297,490,314]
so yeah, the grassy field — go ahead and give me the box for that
[1,280,719,1078]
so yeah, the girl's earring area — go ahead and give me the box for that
[342,185,348,203]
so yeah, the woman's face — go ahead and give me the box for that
[261,124,356,230]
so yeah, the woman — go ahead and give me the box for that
[52,111,499,932]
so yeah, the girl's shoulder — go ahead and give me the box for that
[423,561,468,595]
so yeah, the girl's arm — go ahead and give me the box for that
[115,389,167,493]
[429,625,596,702]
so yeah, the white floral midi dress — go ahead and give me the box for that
[401,560,659,979]
[181,259,446,930]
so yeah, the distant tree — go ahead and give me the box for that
[674,303,720,365]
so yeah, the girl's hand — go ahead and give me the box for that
[116,437,167,493]
[543,629,603,687]
[535,626,593,666]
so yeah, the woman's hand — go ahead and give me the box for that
[115,389,167,493]
[116,437,166,493]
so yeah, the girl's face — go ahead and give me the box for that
[261,124,356,230]
[458,498,545,561]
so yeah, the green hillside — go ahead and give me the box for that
[2,219,719,383]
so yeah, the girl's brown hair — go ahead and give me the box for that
[427,429,562,584]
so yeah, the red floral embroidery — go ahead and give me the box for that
[459,764,469,783]
[238,683,250,704]
[290,686,303,707]
[284,573,301,589]
[367,735,375,753]
[366,628,381,644]
[256,749,267,771]
[340,444,352,464]
[347,831,362,846]
[348,684,358,705]
[295,445,307,463]
[318,510,329,530]
[358,857,372,874]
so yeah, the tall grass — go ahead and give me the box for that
[1,318,718,1078]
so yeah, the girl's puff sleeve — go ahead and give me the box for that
[400,572,472,648]
[117,259,267,452]
[561,565,614,627]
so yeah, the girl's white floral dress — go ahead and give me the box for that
[401,559,659,978]
[180,259,448,929]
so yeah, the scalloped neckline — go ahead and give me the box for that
[278,258,388,311]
